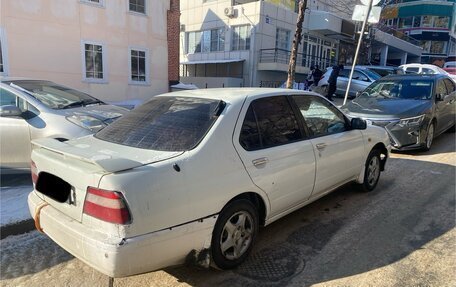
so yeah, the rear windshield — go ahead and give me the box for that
[95,96,225,151]
[7,80,102,109]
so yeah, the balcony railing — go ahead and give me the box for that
[259,48,337,70]
[373,24,421,46]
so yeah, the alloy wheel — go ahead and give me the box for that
[220,211,254,260]
[367,156,380,187]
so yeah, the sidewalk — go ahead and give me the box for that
[0,174,35,239]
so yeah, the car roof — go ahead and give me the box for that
[158,88,317,105]
[399,64,439,69]
[380,74,445,81]
[358,65,397,70]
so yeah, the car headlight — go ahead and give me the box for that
[66,115,107,132]
[398,115,425,127]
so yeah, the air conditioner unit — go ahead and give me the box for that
[224,6,235,18]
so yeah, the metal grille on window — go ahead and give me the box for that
[85,44,103,79]
[131,50,146,82]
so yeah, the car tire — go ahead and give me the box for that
[211,199,258,269]
[422,122,435,151]
[359,149,381,192]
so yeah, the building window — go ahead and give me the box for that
[187,31,202,54]
[130,48,149,84]
[186,29,224,54]
[129,0,146,14]
[422,15,433,28]
[434,17,449,29]
[82,41,106,82]
[211,28,225,52]
[276,28,291,50]
[398,17,413,29]
[413,16,421,28]
[430,42,446,54]
[0,40,3,73]
[0,28,7,75]
[232,25,251,51]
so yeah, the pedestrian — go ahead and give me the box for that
[312,65,323,86]
[307,65,315,89]
[326,64,343,101]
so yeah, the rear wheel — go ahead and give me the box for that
[359,149,381,192]
[211,200,258,269]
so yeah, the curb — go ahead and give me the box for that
[1,219,35,239]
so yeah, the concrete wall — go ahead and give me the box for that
[0,0,172,102]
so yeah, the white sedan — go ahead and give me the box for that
[28,88,390,277]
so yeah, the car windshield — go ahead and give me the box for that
[8,80,102,109]
[360,79,434,100]
[363,69,382,80]
[95,96,225,151]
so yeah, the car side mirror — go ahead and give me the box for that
[435,93,444,101]
[356,91,361,97]
[351,118,367,130]
[0,105,23,117]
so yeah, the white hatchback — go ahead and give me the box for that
[28,88,390,278]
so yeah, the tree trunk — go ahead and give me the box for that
[286,0,307,89]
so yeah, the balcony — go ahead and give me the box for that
[258,48,337,74]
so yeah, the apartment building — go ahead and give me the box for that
[0,0,180,102]
[179,0,422,88]
[381,0,456,63]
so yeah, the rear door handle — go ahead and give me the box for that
[252,157,269,166]
[316,143,327,150]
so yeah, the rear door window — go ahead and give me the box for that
[96,97,224,151]
[239,96,303,151]
[292,96,347,137]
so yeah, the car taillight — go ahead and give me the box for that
[31,161,38,185]
[83,187,131,224]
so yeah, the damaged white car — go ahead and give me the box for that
[28,88,390,278]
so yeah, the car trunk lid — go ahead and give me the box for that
[31,136,183,223]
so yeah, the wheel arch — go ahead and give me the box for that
[371,142,388,171]
[224,192,267,227]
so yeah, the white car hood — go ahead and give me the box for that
[32,136,183,173]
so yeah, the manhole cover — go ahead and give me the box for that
[235,245,304,282]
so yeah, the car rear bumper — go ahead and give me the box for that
[28,191,217,277]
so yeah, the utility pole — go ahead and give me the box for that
[286,0,307,89]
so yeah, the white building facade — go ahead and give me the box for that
[0,0,173,102]
[180,0,351,88]
[180,0,424,88]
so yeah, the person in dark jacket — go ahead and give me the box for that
[312,65,323,86]
[326,64,343,101]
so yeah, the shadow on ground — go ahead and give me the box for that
[165,155,455,286]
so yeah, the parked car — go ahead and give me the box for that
[443,67,456,75]
[358,65,400,77]
[28,88,390,278]
[341,74,455,151]
[443,61,456,68]
[0,78,128,172]
[399,63,456,81]
[317,66,381,98]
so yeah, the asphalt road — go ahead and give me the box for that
[1,132,455,287]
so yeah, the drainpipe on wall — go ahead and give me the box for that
[241,7,256,87]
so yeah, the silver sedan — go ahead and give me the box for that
[0,78,128,173]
